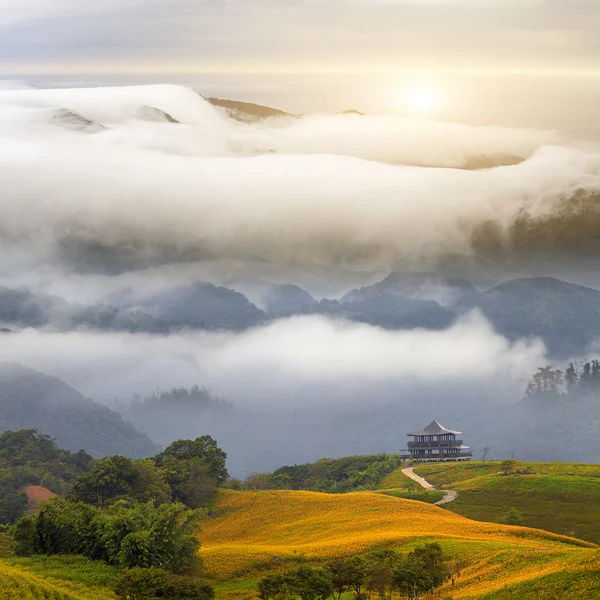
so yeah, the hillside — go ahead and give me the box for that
[200,489,600,599]
[0,363,160,458]
[412,461,600,545]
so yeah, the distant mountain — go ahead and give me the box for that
[0,363,160,458]
[460,153,524,170]
[457,277,600,358]
[263,284,316,314]
[206,98,295,122]
[342,272,476,306]
[0,286,169,333]
[270,296,454,331]
[120,282,265,330]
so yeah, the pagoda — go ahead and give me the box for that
[402,420,472,462]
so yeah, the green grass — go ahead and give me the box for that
[410,461,600,544]
[375,488,445,503]
[213,576,262,600]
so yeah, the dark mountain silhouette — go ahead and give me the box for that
[456,277,600,357]
[263,284,316,314]
[0,363,160,458]
[342,272,476,305]
[0,286,169,333]
[122,282,265,330]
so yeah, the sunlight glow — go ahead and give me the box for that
[403,84,439,115]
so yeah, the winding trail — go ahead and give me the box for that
[401,467,458,506]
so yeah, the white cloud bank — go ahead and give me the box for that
[0,314,545,405]
[0,84,598,287]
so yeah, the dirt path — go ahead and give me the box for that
[401,467,457,506]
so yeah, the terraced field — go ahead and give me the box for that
[200,489,600,599]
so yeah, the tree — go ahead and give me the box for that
[12,498,201,573]
[287,566,333,600]
[67,457,171,506]
[365,550,398,600]
[394,543,448,598]
[161,457,218,508]
[327,557,358,600]
[0,490,28,525]
[67,456,139,505]
[565,363,578,391]
[346,556,367,598]
[258,574,292,600]
[480,447,491,462]
[155,436,228,484]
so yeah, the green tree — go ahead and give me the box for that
[365,550,398,600]
[287,566,333,600]
[155,436,228,484]
[12,498,201,573]
[161,457,217,508]
[327,556,358,600]
[394,543,448,598]
[0,490,28,525]
[67,456,139,505]
[258,574,292,600]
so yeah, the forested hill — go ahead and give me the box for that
[234,454,404,493]
[0,363,160,458]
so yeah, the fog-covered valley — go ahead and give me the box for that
[1,82,600,476]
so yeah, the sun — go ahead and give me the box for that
[403,84,439,116]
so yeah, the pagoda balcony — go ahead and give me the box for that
[408,440,463,448]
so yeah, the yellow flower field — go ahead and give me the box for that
[0,562,116,600]
[200,489,599,598]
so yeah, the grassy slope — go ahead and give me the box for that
[0,558,116,599]
[376,468,445,503]
[411,461,600,544]
[200,489,598,600]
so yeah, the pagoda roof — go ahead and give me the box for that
[407,420,463,436]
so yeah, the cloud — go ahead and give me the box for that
[0,84,598,287]
[0,313,545,404]
[0,0,598,74]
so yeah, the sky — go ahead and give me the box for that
[1,7,600,469]
[0,0,600,129]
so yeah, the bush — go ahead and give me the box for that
[12,498,201,573]
[114,568,215,600]
[114,566,171,599]
[168,575,215,600]
[502,507,525,526]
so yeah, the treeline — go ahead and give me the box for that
[4,434,229,597]
[232,454,403,494]
[525,360,600,400]
[258,544,460,600]
[127,386,232,412]
[0,430,93,525]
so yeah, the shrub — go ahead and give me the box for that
[114,566,171,599]
[502,508,525,526]
[114,568,215,600]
